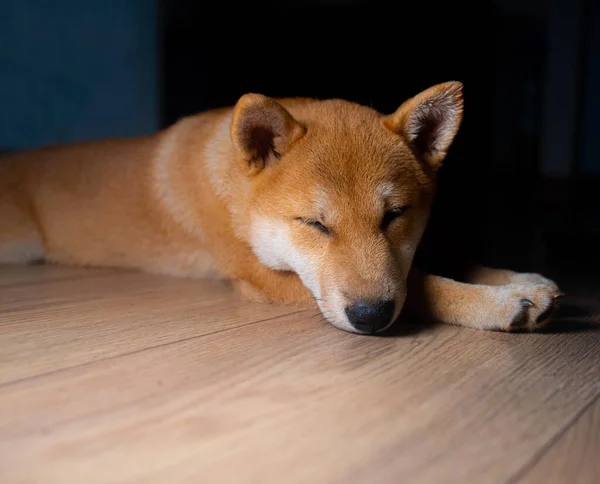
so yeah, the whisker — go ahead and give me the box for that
[295,296,329,306]
[309,309,333,321]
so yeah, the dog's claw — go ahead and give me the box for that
[510,300,534,330]
[509,287,561,332]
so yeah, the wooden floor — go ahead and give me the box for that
[1,265,599,484]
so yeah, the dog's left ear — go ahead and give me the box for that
[231,93,306,175]
[383,81,464,170]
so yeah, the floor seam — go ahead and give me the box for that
[0,309,307,390]
[0,270,141,289]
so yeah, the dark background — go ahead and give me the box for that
[1,0,598,282]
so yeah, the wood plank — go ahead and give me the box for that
[0,264,113,287]
[515,394,600,484]
[0,266,217,312]
[0,306,598,484]
[0,268,297,384]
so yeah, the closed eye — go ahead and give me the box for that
[381,206,408,231]
[296,218,330,236]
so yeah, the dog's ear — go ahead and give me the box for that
[383,81,464,170]
[231,94,306,175]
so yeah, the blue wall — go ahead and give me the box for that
[0,0,159,151]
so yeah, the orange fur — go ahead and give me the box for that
[0,82,562,334]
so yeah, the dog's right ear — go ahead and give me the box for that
[382,81,464,171]
[231,94,306,175]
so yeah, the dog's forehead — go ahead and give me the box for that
[301,168,417,223]
[296,105,412,171]
[312,181,398,211]
[276,101,426,212]
[296,122,416,189]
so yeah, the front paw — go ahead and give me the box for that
[234,280,269,303]
[498,283,564,332]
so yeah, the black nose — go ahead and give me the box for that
[344,300,396,334]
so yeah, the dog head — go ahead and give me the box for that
[231,82,463,334]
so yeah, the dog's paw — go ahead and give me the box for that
[496,283,563,332]
[234,280,270,303]
[510,272,560,292]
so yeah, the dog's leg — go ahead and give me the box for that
[463,264,560,291]
[233,263,318,309]
[406,268,563,331]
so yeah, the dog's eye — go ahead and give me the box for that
[381,207,408,231]
[297,218,330,236]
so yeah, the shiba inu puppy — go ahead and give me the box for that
[0,82,562,334]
